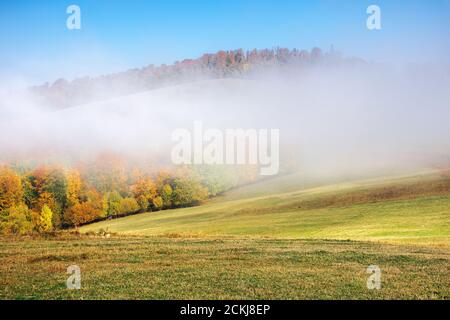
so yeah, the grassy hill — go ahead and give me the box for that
[80,170,450,246]
[2,170,448,299]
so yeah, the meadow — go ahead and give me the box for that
[0,236,448,299]
[81,170,450,245]
[0,170,449,299]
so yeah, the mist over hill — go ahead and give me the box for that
[28,47,362,109]
[0,47,449,177]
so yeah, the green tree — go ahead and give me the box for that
[105,191,122,217]
[172,169,208,207]
[23,166,67,228]
[160,184,173,208]
[0,204,34,235]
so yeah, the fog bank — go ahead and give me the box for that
[1,63,449,176]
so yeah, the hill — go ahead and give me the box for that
[3,169,448,299]
[80,170,450,245]
[29,47,355,109]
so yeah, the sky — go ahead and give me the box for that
[0,0,449,88]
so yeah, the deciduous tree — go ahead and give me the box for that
[34,205,53,233]
[0,204,34,235]
[0,166,23,211]
[119,197,139,214]
[132,177,157,211]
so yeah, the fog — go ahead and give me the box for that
[1,62,450,177]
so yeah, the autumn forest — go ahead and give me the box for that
[0,153,258,234]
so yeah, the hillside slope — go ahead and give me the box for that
[80,170,450,245]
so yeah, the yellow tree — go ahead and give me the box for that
[0,166,24,211]
[34,205,53,233]
[156,169,174,207]
[35,191,58,227]
[66,169,81,207]
[152,196,163,210]
[119,197,140,214]
[131,177,157,211]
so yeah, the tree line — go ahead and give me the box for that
[0,154,257,235]
[30,47,359,109]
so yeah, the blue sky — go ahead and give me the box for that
[0,0,449,87]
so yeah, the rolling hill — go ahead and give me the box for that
[80,169,450,246]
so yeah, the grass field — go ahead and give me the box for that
[0,235,448,299]
[81,170,450,245]
[1,170,449,299]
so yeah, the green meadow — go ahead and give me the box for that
[81,170,450,245]
[1,170,449,299]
